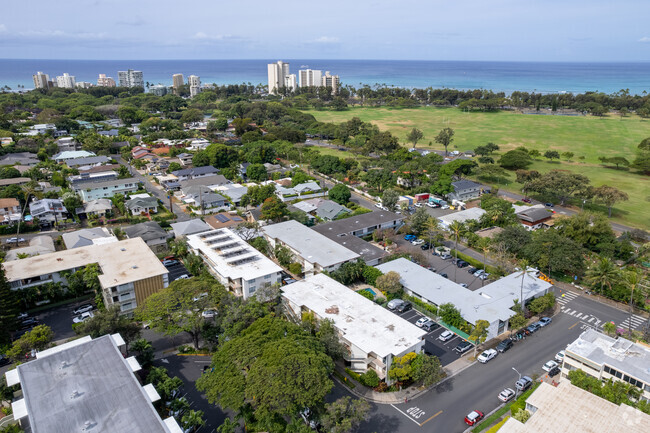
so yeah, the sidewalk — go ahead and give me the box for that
[333,356,475,405]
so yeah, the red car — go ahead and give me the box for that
[464,410,484,426]
[522,197,532,203]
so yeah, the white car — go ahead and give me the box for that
[438,330,454,342]
[73,311,94,324]
[202,310,217,318]
[174,274,190,281]
[555,350,565,363]
[416,317,430,327]
[411,239,425,246]
[542,360,558,372]
[477,348,498,363]
[414,202,423,208]
[72,304,94,315]
[387,299,405,310]
[498,388,516,402]
[426,202,436,208]
[375,203,383,209]
[479,273,490,280]
[441,205,450,210]
[473,269,485,277]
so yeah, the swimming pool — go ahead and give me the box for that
[360,288,377,297]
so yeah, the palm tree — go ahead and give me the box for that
[424,217,441,253]
[216,417,238,433]
[476,237,491,285]
[623,270,643,334]
[584,258,621,295]
[17,184,42,237]
[181,410,206,432]
[516,259,536,316]
[448,221,465,281]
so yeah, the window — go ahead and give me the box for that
[264,275,271,280]
[249,286,256,294]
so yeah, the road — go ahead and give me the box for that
[345,286,648,433]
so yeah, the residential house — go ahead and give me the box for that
[68,170,118,185]
[498,381,650,433]
[186,138,210,150]
[102,118,124,128]
[62,227,117,249]
[170,219,211,239]
[123,221,169,253]
[282,274,426,381]
[447,179,482,201]
[75,199,113,218]
[204,212,245,230]
[0,152,39,166]
[5,236,56,261]
[126,196,159,216]
[437,207,486,229]
[0,198,21,222]
[517,207,553,230]
[73,177,140,202]
[214,184,248,206]
[172,166,219,181]
[182,185,228,212]
[178,175,229,190]
[157,174,181,191]
[312,225,387,266]
[177,153,193,166]
[263,163,290,176]
[29,198,67,222]
[53,150,96,163]
[131,146,155,160]
[238,162,251,177]
[2,238,169,313]
[55,137,81,152]
[187,228,283,299]
[312,210,404,238]
[0,177,31,187]
[315,200,350,221]
[561,329,650,402]
[98,129,119,137]
[64,155,112,168]
[275,181,325,202]
[375,259,552,340]
[78,164,121,175]
[3,334,183,433]
[263,220,359,276]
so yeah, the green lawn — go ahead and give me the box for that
[304,107,650,230]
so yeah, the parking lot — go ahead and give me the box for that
[391,307,472,366]
[166,261,191,282]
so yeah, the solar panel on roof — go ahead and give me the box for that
[215,214,230,223]
[232,216,243,221]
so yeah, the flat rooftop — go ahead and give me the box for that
[375,259,551,325]
[566,328,650,384]
[282,274,426,358]
[2,237,168,288]
[262,220,359,267]
[499,381,650,433]
[187,228,282,281]
[13,334,174,433]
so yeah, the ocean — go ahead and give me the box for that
[1,59,649,95]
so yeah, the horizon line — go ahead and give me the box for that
[2,58,650,64]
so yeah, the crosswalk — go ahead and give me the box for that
[560,305,602,328]
[556,291,579,306]
[618,314,647,331]
[556,290,647,331]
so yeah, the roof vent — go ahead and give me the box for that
[70,390,84,399]
[120,248,126,251]
[82,420,97,431]
[132,265,138,269]
[60,360,70,369]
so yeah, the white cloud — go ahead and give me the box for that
[11,29,109,40]
[0,24,7,33]
[312,36,340,44]
[638,36,650,43]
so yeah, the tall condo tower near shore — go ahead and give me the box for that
[118,69,144,88]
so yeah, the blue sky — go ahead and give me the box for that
[2,0,650,61]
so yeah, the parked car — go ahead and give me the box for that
[17,312,29,320]
[5,237,25,244]
[522,197,532,203]
[477,349,498,363]
[542,360,558,372]
[396,302,412,313]
[555,350,565,363]
[20,318,39,329]
[473,269,485,276]
[404,234,417,241]
[202,309,217,319]
[515,376,533,391]
[464,410,484,426]
[162,259,179,266]
[411,239,425,246]
[439,273,448,279]
[174,274,190,281]
[387,299,405,310]
[538,317,552,327]
[544,202,554,208]
[426,202,437,208]
[375,203,383,209]
[496,339,513,353]
[498,388,516,402]
[282,278,297,285]
[414,202,423,208]
[438,330,454,342]
[479,273,490,280]
[460,283,468,288]
[72,304,94,315]
[423,321,438,332]
[416,317,431,327]
[548,366,561,377]
[457,260,469,268]
[526,323,540,334]
[192,292,208,302]
[454,340,473,354]
[73,311,94,324]
[467,266,478,274]
[440,253,452,260]
[420,243,431,250]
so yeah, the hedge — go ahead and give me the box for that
[449,249,499,275]
[486,416,510,433]
[405,295,438,317]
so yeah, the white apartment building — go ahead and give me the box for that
[562,329,650,402]
[172,73,184,93]
[97,73,116,87]
[262,220,359,276]
[299,69,323,88]
[188,75,201,97]
[322,71,340,94]
[56,73,76,89]
[267,61,290,94]
[282,274,426,381]
[187,228,283,299]
[32,72,49,89]
[118,69,144,88]
[285,74,297,91]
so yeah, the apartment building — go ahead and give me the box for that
[188,75,201,97]
[32,71,50,89]
[562,328,650,402]
[267,61,290,94]
[97,73,116,87]
[56,73,76,89]
[4,334,182,433]
[299,69,322,88]
[2,238,169,314]
[322,71,340,94]
[118,69,144,88]
[262,220,359,276]
[72,177,140,202]
[282,274,426,381]
[187,228,282,299]
[149,84,168,96]
[172,73,184,94]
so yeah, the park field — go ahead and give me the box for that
[303,107,650,230]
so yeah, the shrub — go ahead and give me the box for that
[359,369,380,388]
[345,368,361,382]
[362,267,383,285]
[358,289,375,301]
[288,262,302,275]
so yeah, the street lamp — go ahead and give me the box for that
[512,367,522,399]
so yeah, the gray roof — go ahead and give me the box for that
[172,166,219,177]
[14,335,171,433]
[123,221,167,242]
[72,177,140,191]
[170,219,211,237]
[452,179,482,191]
[0,152,39,165]
[76,199,113,215]
[180,175,229,190]
[126,196,159,209]
[315,200,350,220]
[263,220,359,267]
[62,227,114,249]
[566,329,650,385]
[517,207,552,223]
[183,185,226,202]
[308,210,403,235]
[64,156,112,167]
[218,185,248,202]
[312,228,387,264]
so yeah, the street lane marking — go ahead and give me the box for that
[588,317,595,323]
[390,404,423,426]
[568,322,579,330]
[420,410,443,426]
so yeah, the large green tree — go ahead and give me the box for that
[0,266,20,345]
[320,397,371,433]
[261,196,289,222]
[381,189,400,212]
[328,184,351,205]
[499,149,533,170]
[74,305,142,348]
[196,317,334,420]
[434,127,454,156]
[406,128,424,149]
[528,170,591,205]
[592,185,629,218]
